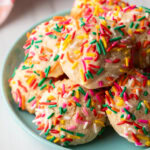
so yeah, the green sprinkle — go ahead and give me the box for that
[130,22,134,28]
[90,107,94,111]
[71,90,75,96]
[59,107,63,115]
[138,16,146,21]
[49,34,57,39]
[31,64,34,68]
[98,127,105,136]
[38,78,46,86]
[45,129,50,136]
[53,54,59,61]
[60,128,74,135]
[26,45,31,49]
[141,6,150,11]
[99,39,106,55]
[109,36,122,42]
[131,114,136,120]
[86,98,91,108]
[99,16,105,20]
[39,35,43,37]
[65,34,69,39]
[60,135,65,138]
[76,133,85,137]
[11,67,17,78]
[120,87,127,98]
[85,73,90,79]
[97,68,104,75]
[96,42,102,54]
[134,126,139,130]
[22,65,30,70]
[109,90,114,98]
[90,39,97,44]
[107,105,117,114]
[120,114,124,118]
[24,53,29,61]
[33,71,40,76]
[145,108,148,114]
[51,83,55,88]
[135,23,139,29]
[45,66,51,77]
[40,84,47,90]
[118,29,125,36]
[35,40,42,43]
[81,22,85,27]
[123,108,130,115]
[50,136,56,142]
[114,25,126,30]
[145,10,150,14]
[143,91,148,96]
[34,45,39,49]
[87,70,93,79]
[136,101,142,110]
[31,39,34,45]
[143,127,148,135]
[47,112,55,119]
[76,102,82,107]
[63,108,67,113]
[92,32,96,35]
[48,105,57,108]
[64,141,70,147]
[28,96,35,103]
[78,87,86,95]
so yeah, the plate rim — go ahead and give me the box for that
[1,10,71,150]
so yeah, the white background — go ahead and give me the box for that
[0,0,150,150]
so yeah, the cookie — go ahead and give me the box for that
[105,69,150,146]
[33,79,106,146]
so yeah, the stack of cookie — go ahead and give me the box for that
[9,0,150,147]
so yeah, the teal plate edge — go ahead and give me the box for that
[1,10,150,150]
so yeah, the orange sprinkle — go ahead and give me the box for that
[105,91,115,105]
[112,107,119,112]
[69,100,76,107]
[46,47,53,53]
[50,62,59,73]
[122,76,129,86]
[26,32,31,39]
[143,41,150,48]
[53,16,65,21]
[67,52,74,63]
[105,76,114,81]
[21,95,25,110]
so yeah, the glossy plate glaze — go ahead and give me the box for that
[1,11,149,150]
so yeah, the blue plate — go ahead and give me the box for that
[1,10,149,150]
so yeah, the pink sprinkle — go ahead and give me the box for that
[86,14,93,22]
[147,29,150,35]
[67,126,77,130]
[84,92,89,101]
[41,114,45,117]
[123,5,136,12]
[126,114,131,120]
[114,82,121,92]
[62,103,67,108]
[24,49,30,55]
[18,98,22,108]
[135,142,142,146]
[98,81,103,87]
[33,37,37,41]
[89,89,95,96]
[60,19,71,25]
[73,96,79,103]
[82,59,86,72]
[45,32,53,35]
[82,107,89,116]
[62,84,65,95]
[30,51,35,56]
[138,119,148,124]
[84,57,93,60]
[105,59,112,63]
[123,92,128,101]
[96,93,102,103]
[31,100,36,107]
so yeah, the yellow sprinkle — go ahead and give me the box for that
[85,60,90,64]
[116,99,124,107]
[135,29,144,33]
[125,57,129,67]
[94,120,105,127]
[128,29,132,35]
[68,135,80,139]
[91,100,95,107]
[96,25,99,29]
[72,62,78,70]
[60,120,65,125]
[121,118,125,121]
[77,35,84,40]
[146,48,150,53]
[106,109,112,115]
[84,43,89,48]
[46,135,53,140]
[93,4,99,16]
[101,20,107,26]
[75,90,80,99]
[137,134,150,141]
[143,100,150,111]
[80,69,84,83]
[120,68,127,73]
[86,52,96,57]
[147,80,150,86]
[54,138,59,143]
[11,80,16,84]
[74,50,80,54]
[26,75,35,85]
[145,141,150,147]
[101,36,107,48]
[47,95,55,100]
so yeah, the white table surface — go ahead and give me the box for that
[0,0,150,150]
